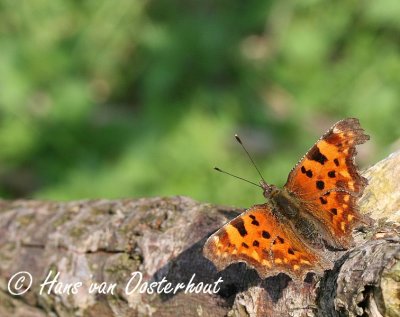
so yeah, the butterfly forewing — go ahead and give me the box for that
[203,204,331,281]
[284,118,369,247]
[285,118,369,198]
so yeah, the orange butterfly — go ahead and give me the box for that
[203,118,369,281]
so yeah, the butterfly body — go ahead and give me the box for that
[204,118,370,281]
[265,184,301,220]
[269,187,324,245]
[264,182,346,251]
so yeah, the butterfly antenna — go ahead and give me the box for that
[214,167,262,188]
[234,134,267,183]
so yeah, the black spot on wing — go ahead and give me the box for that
[242,242,249,248]
[319,197,328,204]
[307,146,328,165]
[262,231,271,239]
[249,214,260,226]
[272,237,284,245]
[334,158,339,166]
[328,171,336,178]
[301,165,313,178]
[232,218,247,237]
[253,240,259,247]
[316,180,325,190]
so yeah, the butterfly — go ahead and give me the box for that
[203,118,370,282]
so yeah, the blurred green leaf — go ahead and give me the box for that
[0,0,399,207]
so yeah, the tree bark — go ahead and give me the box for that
[0,151,399,317]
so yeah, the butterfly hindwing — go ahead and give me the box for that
[300,190,362,248]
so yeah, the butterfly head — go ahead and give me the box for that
[260,180,278,199]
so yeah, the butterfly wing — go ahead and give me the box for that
[203,204,332,281]
[284,118,369,247]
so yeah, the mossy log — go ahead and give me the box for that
[0,151,399,317]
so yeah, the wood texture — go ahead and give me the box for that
[0,150,399,317]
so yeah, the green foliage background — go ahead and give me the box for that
[0,0,399,207]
